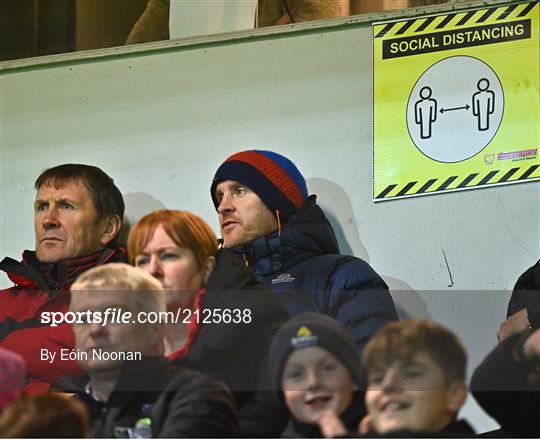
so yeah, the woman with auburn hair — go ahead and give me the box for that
[127,210,289,437]
[128,210,218,356]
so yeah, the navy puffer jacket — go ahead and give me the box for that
[231,195,398,351]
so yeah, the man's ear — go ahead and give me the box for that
[203,256,216,284]
[100,215,122,247]
[446,380,467,414]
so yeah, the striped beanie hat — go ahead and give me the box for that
[211,150,308,218]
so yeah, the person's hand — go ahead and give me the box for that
[497,309,530,341]
[317,408,347,438]
[358,414,373,435]
[523,329,540,360]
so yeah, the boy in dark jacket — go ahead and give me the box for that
[269,312,366,438]
[211,149,398,352]
[56,263,238,438]
[318,320,474,438]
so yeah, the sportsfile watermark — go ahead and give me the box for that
[29,289,539,392]
[41,307,253,327]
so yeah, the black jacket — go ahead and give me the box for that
[178,249,291,437]
[55,357,238,438]
[507,259,540,329]
[471,331,540,437]
[364,420,476,438]
[231,196,398,352]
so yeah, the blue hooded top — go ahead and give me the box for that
[231,195,398,351]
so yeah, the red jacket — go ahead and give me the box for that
[0,248,126,393]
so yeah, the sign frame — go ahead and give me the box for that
[372,1,539,202]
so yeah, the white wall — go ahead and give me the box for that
[1,7,538,432]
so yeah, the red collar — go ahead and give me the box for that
[168,287,206,360]
[6,247,126,291]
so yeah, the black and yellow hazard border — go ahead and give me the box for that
[372,1,539,202]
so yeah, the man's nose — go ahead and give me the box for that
[41,206,60,230]
[217,192,234,214]
[88,320,106,337]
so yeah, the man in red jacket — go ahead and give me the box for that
[0,164,125,393]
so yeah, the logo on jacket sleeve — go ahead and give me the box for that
[271,273,296,285]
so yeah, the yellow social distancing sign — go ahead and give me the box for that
[373,1,539,201]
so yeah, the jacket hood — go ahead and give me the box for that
[205,249,260,291]
[232,195,339,275]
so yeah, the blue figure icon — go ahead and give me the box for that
[415,86,437,139]
[472,78,495,131]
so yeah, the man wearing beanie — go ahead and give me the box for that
[269,312,366,437]
[211,149,398,351]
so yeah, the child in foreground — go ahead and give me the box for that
[319,319,475,438]
[269,312,365,438]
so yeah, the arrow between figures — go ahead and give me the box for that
[440,104,470,114]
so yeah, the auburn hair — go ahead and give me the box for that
[128,210,218,270]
